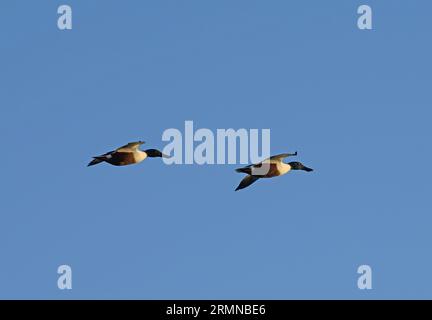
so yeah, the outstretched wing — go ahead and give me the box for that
[235,175,260,191]
[116,141,145,152]
[268,152,297,161]
[241,152,297,168]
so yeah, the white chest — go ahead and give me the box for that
[277,162,292,176]
[134,150,148,163]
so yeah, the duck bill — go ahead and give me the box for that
[161,153,170,158]
[303,166,313,172]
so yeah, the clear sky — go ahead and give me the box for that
[1,0,431,299]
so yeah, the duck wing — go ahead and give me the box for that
[268,152,297,161]
[235,175,260,191]
[115,141,145,152]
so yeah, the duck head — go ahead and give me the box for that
[145,149,170,158]
[288,161,313,172]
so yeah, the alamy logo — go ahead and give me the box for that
[161,121,271,165]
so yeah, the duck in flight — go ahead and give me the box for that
[87,141,169,167]
[235,152,313,191]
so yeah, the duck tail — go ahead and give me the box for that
[235,167,251,174]
[87,158,104,167]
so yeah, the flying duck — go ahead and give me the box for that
[234,152,313,191]
[87,141,169,167]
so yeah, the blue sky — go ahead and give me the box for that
[1,0,431,299]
